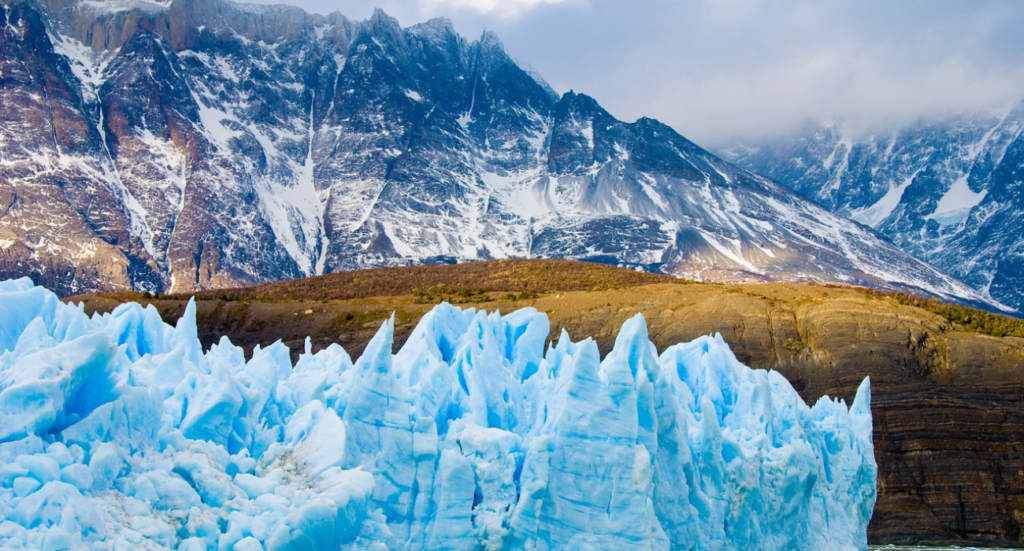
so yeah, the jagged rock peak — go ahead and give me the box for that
[555,90,608,118]
[411,16,455,36]
[359,7,402,40]
[478,28,502,48]
[37,0,340,51]
[407,16,462,49]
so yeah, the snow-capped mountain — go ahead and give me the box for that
[721,103,1024,313]
[0,0,1003,311]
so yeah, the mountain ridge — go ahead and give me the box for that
[721,102,1024,313]
[0,0,1007,313]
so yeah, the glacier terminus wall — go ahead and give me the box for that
[0,278,877,550]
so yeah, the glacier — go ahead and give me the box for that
[0,278,877,550]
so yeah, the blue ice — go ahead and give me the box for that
[0,278,876,550]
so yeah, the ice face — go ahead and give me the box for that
[0,278,877,550]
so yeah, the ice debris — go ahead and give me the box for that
[0,278,877,550]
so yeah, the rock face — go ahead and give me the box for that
[720,105,1024,313]
[0,0,1001,311]
[868,384,1024,546]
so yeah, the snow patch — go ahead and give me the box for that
[928,176,988,226]
[78,0,172,13]
[191,92,243,149]
[698,230,761,273]
[580,121,594,150]
[48,34,114,104]
[850,171,918,228]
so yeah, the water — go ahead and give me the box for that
[868,540,1019,544]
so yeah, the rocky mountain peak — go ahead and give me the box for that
[358,7,402,44]
[478,28,502,50]
[410,16,456,39]
[554,90,603,117]
[470,28,516,72]
[547,91,612,173]
[37,0,322,51]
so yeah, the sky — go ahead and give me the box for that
[246,0,1024,145]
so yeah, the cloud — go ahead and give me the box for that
[416,0,578,17]
[241,0,1024,145]
[483,0,1024,144]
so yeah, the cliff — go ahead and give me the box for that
[68,259,1024,546]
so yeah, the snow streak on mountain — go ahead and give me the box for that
[722,104,1024,313]
[0,0,1001,311]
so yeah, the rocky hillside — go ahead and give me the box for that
[721,103,1024,313]
[71,259,1024,547]
[0,0,1001,312]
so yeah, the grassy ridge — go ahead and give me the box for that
[175,259,677,302]
[78,259,1022,342]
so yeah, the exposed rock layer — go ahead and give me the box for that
[71,261,1024,547]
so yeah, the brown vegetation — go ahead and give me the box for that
[171,258,677,302]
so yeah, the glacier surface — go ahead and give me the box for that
[0,278,877,550]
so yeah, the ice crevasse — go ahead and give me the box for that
[0,278,877,550]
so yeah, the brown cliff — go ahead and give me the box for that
[68,259,1024,547]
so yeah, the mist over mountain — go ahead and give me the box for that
[722,101,1024,313]
[0,0,1002,312]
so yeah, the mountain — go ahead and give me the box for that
[720,102,1024,313]
[0,0,1002,311]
